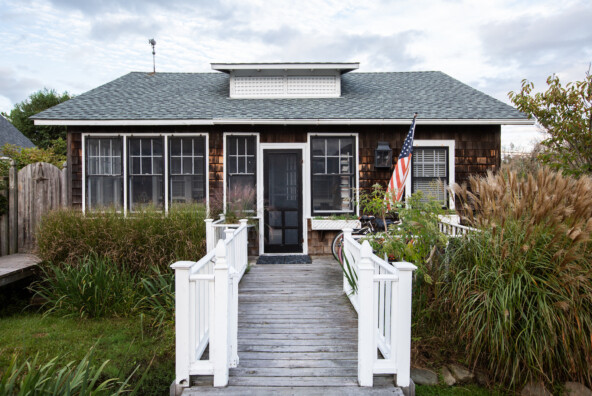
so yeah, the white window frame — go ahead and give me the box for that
[222,132,260,213]
[405,139,455,209]
[307,133,360,218]
[84,137,124,211]
[81,133,209,215]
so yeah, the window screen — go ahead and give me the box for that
[169,137,206,204]
[311,136,355,214]
[226,136,256,207]
[412,147,448,205]
[86,137,123,210]
[128,137,164,210]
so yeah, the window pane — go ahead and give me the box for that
[340,139,353,155]
[131,157,141,174]
[327,157,339,174]
[312,138,325,156]
[312,157,324,174]
[194,138,205,156]
[171,157,181,174]
[312,174,352,212]
[129,175,163,210]
[140,139,151,155]
[87,175,122,210]
[153,156,163,174]
[170,175,205,203]
[170,138,181,155]
[183,158,192,175]
[182,139,192,156]
[141,158,152,174]
[130,139,141,155]
[326,138,339,156]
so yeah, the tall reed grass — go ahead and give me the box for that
[448,168,592,388]
[36,203,208,273]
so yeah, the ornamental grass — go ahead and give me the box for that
[35,203,208,273]
[447,168,592,388]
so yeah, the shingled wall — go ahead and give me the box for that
[67,124,500,254]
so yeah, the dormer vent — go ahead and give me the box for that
[211,62,359,99]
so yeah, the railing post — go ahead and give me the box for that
[8,159,17,254]
[358,240,375,387]
[342,228,353,294]
[170,260,194,391]
[223,226,239,369]
[212,240,230,387]
[205,219,214,252]
[395,261,417,388]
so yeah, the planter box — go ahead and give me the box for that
[310,218,361,231]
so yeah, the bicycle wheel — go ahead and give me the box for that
[331,231,345,262]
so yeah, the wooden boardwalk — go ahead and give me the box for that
[0,253,40,287]
[183,256,403,395]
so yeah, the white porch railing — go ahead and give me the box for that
[438,218,479,237]
[171,219,249,390]
[342,228,417,388]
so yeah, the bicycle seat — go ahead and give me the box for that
[359,215,375,221]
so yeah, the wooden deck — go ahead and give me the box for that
[183,256,403,395]
[0,253,40,287]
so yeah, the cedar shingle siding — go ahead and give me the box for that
[68,124,500,210]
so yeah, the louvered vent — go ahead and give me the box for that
[230,75,339,98]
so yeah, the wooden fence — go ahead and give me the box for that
[0,161,68,256]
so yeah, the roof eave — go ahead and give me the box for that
[33,118,534,126]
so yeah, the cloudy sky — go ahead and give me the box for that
[1,0,591,150]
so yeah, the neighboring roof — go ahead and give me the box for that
[0,115,35,149]
[32,71,531,125]
[211,62,359,74]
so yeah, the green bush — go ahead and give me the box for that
[0,349,141,396]
[36,203,208,273]
[448,168,592,388]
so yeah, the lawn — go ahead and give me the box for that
[0,281,174,395]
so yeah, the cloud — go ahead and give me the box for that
[479,2,592,68]
[89,16,163,41]
[0,68,44,108]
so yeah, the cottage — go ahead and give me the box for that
[32,62,530,255]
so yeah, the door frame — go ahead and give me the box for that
[257,143,309,255]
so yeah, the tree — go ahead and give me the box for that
[509,69,592,176]
[1,88,71,154]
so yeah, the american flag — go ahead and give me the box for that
[386,113,418,208]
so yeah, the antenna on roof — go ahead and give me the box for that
[148,38,156,73]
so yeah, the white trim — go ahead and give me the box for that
[34,118,534,126]
[259,143,309,255]
[212,62,359,72]
[307,133,360,218]
[405,139,455,209]
[81,132,209,214]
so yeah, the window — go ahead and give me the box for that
[86,137,123,210]
[226,136,256,205]
[128,137,164,210]
[412,147,448,205]
[311,136,355,214]
[169,137,206,204]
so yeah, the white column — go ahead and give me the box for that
[357,240,375,387]
[395,261,417,388]
[170,260,194,389]
[212,240,230,387]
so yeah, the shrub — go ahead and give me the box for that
[448,168,592,388]
[32,255,138,319]
[36,203,208,273]
[0,349,141,395]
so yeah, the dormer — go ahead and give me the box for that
[211,62,359,99]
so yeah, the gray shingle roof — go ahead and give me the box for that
[0,115,35,149]
[32,71,526,121]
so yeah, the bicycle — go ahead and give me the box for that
[331,215,398,261]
